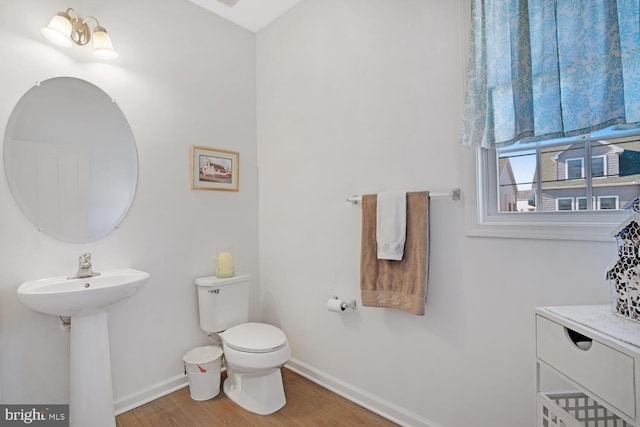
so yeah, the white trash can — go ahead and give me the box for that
[183,345,223,401]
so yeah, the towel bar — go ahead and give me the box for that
[346,188,460,204]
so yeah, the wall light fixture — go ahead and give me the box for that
[41,8,119,60]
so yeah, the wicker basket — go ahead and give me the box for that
[537,392,630,427]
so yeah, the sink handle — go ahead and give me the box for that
[68,252,100,279]
[79,253,92,268]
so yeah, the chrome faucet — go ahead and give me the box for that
[68,253,100,279]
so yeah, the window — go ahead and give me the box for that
[561,156,606,180]
[465,129,637,240]
[591,156,606,178]
[552,196,615,211]
[461,1,639,240]
[566,158,583,180]
[576,197,595,211]
[557,198,573,211]
[598,196,619,210]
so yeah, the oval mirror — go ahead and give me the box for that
[3,77,138,243]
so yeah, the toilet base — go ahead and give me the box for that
[223,368,286,415]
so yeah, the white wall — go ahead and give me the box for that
[0,1,620,425]
[0,0,258,406]
[257,1,617,426]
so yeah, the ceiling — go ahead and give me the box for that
[188,0,301,33]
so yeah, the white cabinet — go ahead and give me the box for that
[535,306,640,426]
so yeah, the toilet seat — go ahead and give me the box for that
[223,322,287,353]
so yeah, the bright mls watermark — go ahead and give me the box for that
[0,405,68,426]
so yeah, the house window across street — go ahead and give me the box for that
[591,156,606,178]
[564,156,606,180]
[576,197,596,211]
[557,198,574,211]
[566,158,583,180]
[598,196,619,210]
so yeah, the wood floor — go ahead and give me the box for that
[116,368,398,426]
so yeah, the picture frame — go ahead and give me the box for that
[190,145,239,191]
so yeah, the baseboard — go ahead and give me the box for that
[285,358,443,427]
[113,360,442,426]
[114,373,188,416]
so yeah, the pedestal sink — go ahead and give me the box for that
[17,268,149,427]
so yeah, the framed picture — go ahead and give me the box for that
[190,145,239,191]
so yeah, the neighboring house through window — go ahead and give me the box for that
[497,134,640,213]
[466,130,640,240]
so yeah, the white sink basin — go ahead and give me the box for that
[17,268,149,317]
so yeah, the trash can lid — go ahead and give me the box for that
[182,345,223,364]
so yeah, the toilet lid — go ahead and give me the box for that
[223,322,287,353]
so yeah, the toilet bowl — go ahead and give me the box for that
[221,322,291,415]
[194,274,291,415]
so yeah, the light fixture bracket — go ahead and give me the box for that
[70,18,90,45]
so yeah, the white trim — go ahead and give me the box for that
[565,157,584,180]
[285,358,443,427]
[595,139,625,154]
[597,195,619,210]
[114,373,188,416]
[111,362,443,426]
[556,197,574,211]
[576,196,596,210]
[611,212,640,236]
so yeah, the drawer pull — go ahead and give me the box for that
[565,327,592,351]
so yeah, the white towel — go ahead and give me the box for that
[376,191,407,260]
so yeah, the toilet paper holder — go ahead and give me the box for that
[330,296,357,311]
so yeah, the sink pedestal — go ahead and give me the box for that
[16,268,150,427]
[70,310,115,427]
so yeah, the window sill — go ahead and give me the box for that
[465,214,625,241]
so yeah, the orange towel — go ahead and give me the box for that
[360,192,429,315]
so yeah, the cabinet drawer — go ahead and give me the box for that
[536,315,635,418]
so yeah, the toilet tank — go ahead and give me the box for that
[195,273,250,333]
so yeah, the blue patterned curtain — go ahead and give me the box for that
[461,0,640,148]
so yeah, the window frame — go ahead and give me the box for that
[561,153,607,181]
[463,145,630,242]
[576,197,596,211]
[597,195,619,210]
[556,198,574,211]
[565,158,584,180]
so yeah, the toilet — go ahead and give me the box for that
[195,273,291,415]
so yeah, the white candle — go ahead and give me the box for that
[216,251,234,278]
